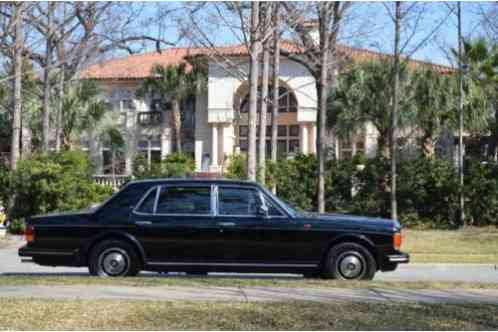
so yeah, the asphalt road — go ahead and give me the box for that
[1,237,497,283]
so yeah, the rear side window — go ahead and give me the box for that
[136,188,158,214]
[156,186,211,215]
[218,187,261,216]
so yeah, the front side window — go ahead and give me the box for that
[218,187,261,216]
[156,186,211,215]
[262,195,285,217]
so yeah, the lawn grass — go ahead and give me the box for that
[0,298,497,330]
[404,228,498,263]
[0,275,497,289]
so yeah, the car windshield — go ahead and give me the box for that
[259,185,300,217]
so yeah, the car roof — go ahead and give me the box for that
[126,178,258,187]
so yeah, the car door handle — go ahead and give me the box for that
[136,221,152,225]
[217,222,236,227]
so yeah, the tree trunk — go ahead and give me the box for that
[247,2,261,181]
[55,2,66,153]
[10,3,23,171]
[270,3,280,193]
[317,12,331,214]
[390,2,401,221]
[42,2,55,152]
[457,2,465,226]
[171,98,182,153]
[258,38,270,184]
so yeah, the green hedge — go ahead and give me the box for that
[225,153,498,229]
[5,150,114,222]
[133,152,195,179]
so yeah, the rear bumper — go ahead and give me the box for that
[18,245,81,266]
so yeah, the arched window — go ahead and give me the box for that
[239,86,297,113]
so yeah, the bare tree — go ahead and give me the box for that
[389,2,401,220]
[247,2,261,181]
[41,2,55,152]
[283,2,352,213]
[270,2,280,186]
[258,3,272,184]
[11,3,24,169]
[457,2,465,225]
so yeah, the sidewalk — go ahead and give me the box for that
[1,284,498,304]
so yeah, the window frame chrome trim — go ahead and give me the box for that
[133,186,160,216]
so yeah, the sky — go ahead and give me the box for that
[119,2,495,68]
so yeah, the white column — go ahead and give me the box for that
[195,140,203,171]
[300,123,309,154]
[209,123,219,172]
[310,124,317,154]
[161,128,171,159]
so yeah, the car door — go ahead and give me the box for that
[258,193,318,265]
[132,184,220,264]
[214,185,267,263]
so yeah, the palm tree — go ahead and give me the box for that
[61,80,111,149]
[412,68,456,158]
[137,61,207,153]
[329,59,415,158]
[457,39,498,159]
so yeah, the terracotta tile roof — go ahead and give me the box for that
[80,42,454,80]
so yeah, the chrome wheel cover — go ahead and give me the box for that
[99,248,129,276]
[337,251,365,279]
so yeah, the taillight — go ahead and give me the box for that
[393,231,402,250]
[25,225,34,243]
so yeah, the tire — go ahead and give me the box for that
[322,242,376,280]
[88,240,141,277]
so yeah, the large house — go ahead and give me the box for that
[80,33,453,177]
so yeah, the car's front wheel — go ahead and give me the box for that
[323,242,376,280]
[88,240,140,277]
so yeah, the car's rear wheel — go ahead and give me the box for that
[323,242,376,280]
[89,240,140,277]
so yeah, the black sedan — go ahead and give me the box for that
[19,179,409,280]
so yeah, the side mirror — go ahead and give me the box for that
[257,205,269,218]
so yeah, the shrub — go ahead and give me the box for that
[8,218,25,235]
[9,150,114,220]
[224,153,247,180]
[133,153,195,179]
[273,154,318,211]
[463,160,498,227]
[0,161,9,209]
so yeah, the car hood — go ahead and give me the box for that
[302,212,401,232]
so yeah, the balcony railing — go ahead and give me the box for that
[94,175,131,191]
[137,111,162,126]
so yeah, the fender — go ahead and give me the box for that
[82,230,147,265]
[320,232,377,265]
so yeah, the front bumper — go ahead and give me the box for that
[387,252,410,264]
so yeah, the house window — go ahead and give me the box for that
[240,85,297,113]
[338,131,366,159]
[137,135,162,168]
[239,125,301,157]
[102,150,126,175]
